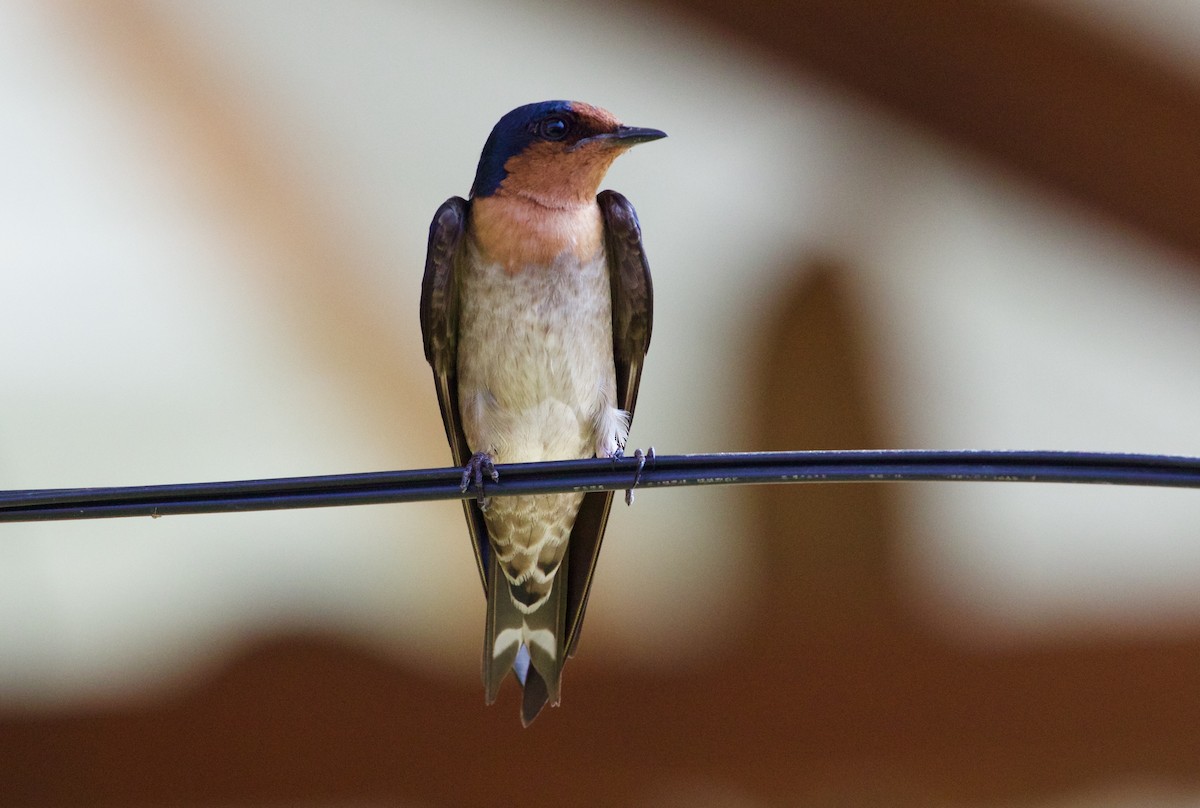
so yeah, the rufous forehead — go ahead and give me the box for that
[568,101,621,132]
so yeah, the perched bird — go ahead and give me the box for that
[419,100,663,725]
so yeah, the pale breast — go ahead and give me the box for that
[456,237,617,467]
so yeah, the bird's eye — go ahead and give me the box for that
[538,116,570,141]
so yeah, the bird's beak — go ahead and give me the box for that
[570,125,667,151]
[611,125,668,144]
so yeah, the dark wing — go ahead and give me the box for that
[420,196,492,591]
[599,190,654,414]
[564,190,655,655]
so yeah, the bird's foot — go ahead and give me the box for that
[623,446,655,506]
[460,451,499,510]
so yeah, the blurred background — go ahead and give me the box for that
[4,0,1200,805]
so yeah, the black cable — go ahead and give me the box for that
[1,450,1199,524]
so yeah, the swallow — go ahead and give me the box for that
[419,100,663,725]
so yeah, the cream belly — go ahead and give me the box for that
[456,243,624,467]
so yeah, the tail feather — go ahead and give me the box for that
[483,553,521,704]
[520,665,551,727]
[482,547,568,724]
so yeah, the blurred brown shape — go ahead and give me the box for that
[659,0,1200,269]
[753,260,898,634]
[50,0,446,459]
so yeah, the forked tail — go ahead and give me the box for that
[483,550,569,726]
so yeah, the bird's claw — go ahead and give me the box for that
[624,446,655,506]
[460,451,499,510]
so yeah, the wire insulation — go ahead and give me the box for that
[2,450,1199,523]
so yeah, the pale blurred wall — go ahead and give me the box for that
[3,0,1200,727]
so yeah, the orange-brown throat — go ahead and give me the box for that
[499,138,628,209]
[471,193,603,275]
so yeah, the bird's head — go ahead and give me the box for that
[469,100,665,207]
